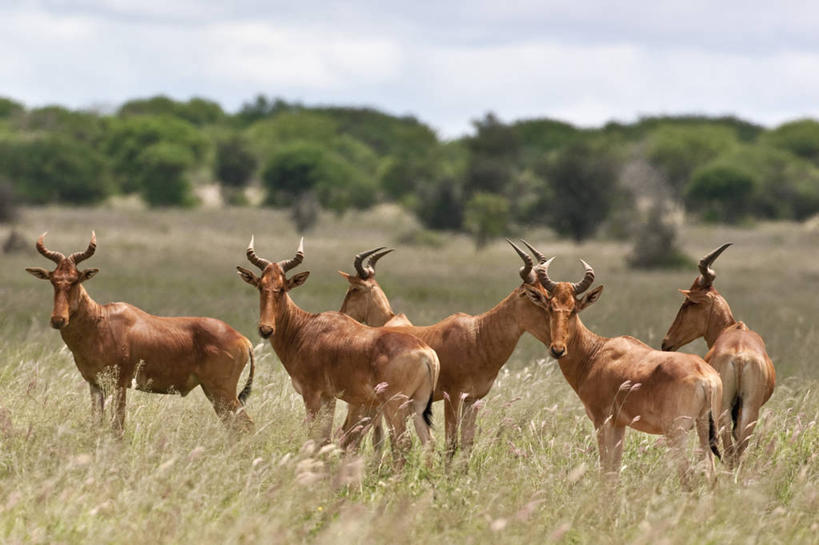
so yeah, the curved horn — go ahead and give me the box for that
[246,235,272,271]
[36,232,65,264]
[506,239,534,283]
[277,237,304,273]
[571,260,595,295]
[535,256,558,292]
[368,248,394,274]
[353,247,385,279]
[69,231,96,264]
[520,239,547,264]
[697,243,732,288]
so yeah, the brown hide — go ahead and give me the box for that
[238,239,439,458]
[26,233,255,433]
[534,259,722,479]
[661,245,775,467]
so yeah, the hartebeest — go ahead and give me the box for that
[526,250,722,479]
[26,232,255,433]
[338,247,411,327]
[236,237,439,459]
[661,244,775,467]
[339,241,554,456]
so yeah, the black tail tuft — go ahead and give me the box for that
[422,394,434,427]
[708,411,721,459]
[731,397,742,432]
[238,346,255,405]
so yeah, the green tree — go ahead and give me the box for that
[135,143,195,207]
[0,136,113,204]
[685,163,758,224]
[464,192,510,249]
[647,125,738,197]
[0,98,24,119]
[540,139,620,242]
[119,96,224,125]
[763,119,819,164]
[215,135,257,189]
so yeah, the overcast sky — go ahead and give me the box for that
[2,1,819,137]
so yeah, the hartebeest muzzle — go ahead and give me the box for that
[258,324,274,338]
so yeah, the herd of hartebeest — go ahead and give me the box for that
[25,232,775,482]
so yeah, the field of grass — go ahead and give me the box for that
[1,205,817,544]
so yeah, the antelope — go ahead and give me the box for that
[26,232,255,433]
[338,247,411,327]
[236,237,439,459]
[339,240,554,456]
[527,249,722,480]
[661,244,775,468]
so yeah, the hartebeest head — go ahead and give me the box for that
[527,254,604,359]
[338,247,395,324]
[661,243,733,351]
[26,232,99,329]
[237,236,309,338]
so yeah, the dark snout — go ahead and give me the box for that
[258,324,274,339]
[661,338,674,351]
[50,316,67,329]
[550,343,567,359]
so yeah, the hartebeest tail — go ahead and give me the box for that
[238,343,256,405]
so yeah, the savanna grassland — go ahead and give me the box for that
[0,206,817,544]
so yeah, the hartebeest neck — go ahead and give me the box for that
[704,293,737,348]
[267,293,315,365]
[554,317,606,394]
[472,291,529,367]
[59,285,103,346]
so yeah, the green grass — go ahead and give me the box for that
[1,205,817,544]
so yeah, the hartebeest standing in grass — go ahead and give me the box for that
[26,232,255,433]
[661,244,775,468]
[339,241,554,456]
[236,237,439,459]
[525,248,722,480]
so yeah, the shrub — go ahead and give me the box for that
[464,192,510,250]
[628,203,691,269]
[136,143,195,207]
[685,163,757,224]
[215,135,257,189]
[0,179,16,223]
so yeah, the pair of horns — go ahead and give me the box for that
[697,243,732,288]
[36,231,96,265]
[506,239,595,295]
[246,236,304,273]
[353,247,394,279]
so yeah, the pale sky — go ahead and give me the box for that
[2,1,819,137]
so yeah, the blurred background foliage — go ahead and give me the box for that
[3,94,819,254]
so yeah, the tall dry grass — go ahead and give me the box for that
[0,205,816,544]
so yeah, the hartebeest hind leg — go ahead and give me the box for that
[382,396,414,466]
[459,399,479,452]
[443,395,463,458]
[200,383,255,433]
[112,385,127,435]
[89,383,105,426]
[733,397,761,467]
[303,393,337,444]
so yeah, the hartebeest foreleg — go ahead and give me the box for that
[460,399,479,451]
[113,385,127,435]
[596,419,626,475]
[89,383,105,426]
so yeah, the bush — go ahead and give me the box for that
[136,143,195,207]
[0,136,113,204]
[0,179,16,223]
[685,163,757,224]
[540,139,620,242]
[262,142,376,213]
[764,119,819,164]
[464,192,510,249]
[215,135,257,189]
[628,203,691,269]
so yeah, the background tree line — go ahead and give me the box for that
[3,94,819,251]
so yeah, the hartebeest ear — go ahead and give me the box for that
[79,269,99,282]
[236,266,259,287]
[287,271,310,291]
[337,270,352,281]
[576,285,604,311]
[522,283,549,307]
[679,288,709,303]
[25,267,51,280]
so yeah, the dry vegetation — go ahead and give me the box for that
[0,205,817,544]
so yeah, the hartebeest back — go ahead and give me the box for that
[661,243,775,467]
[26,232,255,432]
[526,249,722,480]
[236,237,440,460]
[338,240,556,456]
